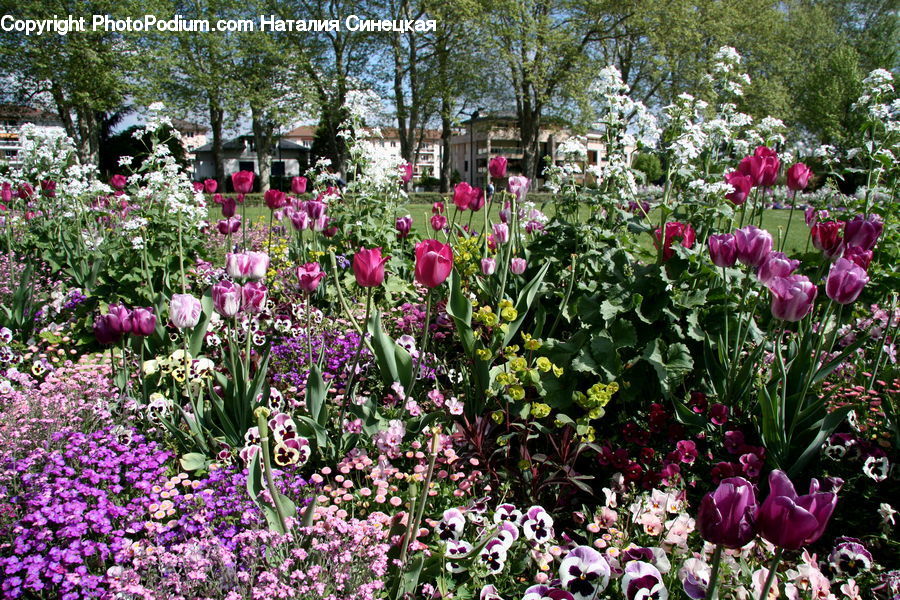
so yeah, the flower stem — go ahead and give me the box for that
[255,408,290,534]
[408,289,433,398]
[707,544,724,600]
[757,547,784,600]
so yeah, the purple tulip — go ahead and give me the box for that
[169,294,202,329]
[291,176,307,195]
[843,214,883,251]
[131,307,157,336]
[757,251,800,285]
[212,280,242,317]
[767,275,817,321]
[291,210,310,231]
[93,314,123,345]
[395,215,412,239]
[559,546,611,600]
[306,200,326,220]
[499,201,511,224]
[842,246,873,271]
[826,258,869,305]
[697,477,757,548]
[241,281,268,314]
[733,226,773,267]
[757,469,840,550]
[708,234,737,268]
[107,303,133,335]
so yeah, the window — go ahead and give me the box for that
[271,161,285,176]
[239,161,255,173]
[464,160,469,172]
[588,150,598,165]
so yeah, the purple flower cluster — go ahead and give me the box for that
[270,325,367,391]
[0,428,171,599]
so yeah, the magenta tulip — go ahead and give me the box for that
[231,170,255,194]
[697,476,758,548]
[131,307,157,336]
[733,226,773,267]
[296,262,326,293]
[395,215,412,239]
[737,155,766,187]
[353,248,389,287]
[767,275,817,321]
[430,214,447,231]
[453,182,474,211]
[786,163,812,191]
[757,251,800,285]
[488,156,508,179]
[654,222,696,261]
[724,171,753,205]
[826,258,869,305]
[306,200,326,220]
[107,303,133,335]
[291,176,308,195]
[264,189,287,210]
[843,214,882,251]
[811,221,844,258]
[93,314,123,345]
[842,246,873,271]
[193,181,205,193]
[757,470,840,550]
[241,281,267,313]
[222,196,236,218]
[169,294,202,329]
[212,280,242,317]
[400,162,413,184]
[415,239,453,288]
[468,188,486,211]
[203,178,218,194]
[708,234,737,268]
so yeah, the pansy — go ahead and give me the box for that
[829,537,873,576]
[480,584,504,600]
[559,545,611,600]
[677,558,710,600]
[495,520,519,548]
[273,437,310,466]
[268,413,298,441]
[480,538,507,574]
[494,503,522,524]
[523,585,575,600]
[621,561,668,600]
[438,508,466,540]
[522,505,555,543]
[444,540,472,573]
[863,455,890,482]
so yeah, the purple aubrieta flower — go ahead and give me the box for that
[829,537,873,576]
[522,505,554,543]
[437,508,465,540]
[621,561,668,600]
[523,585,575,600]
[559,545,611,600]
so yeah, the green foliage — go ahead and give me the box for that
[631,152,663,184]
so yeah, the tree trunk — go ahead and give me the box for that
[519,97,542,181]
[439,100,453,193]
[209,103,225,189]
[251,109,274,193]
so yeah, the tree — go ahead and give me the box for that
[0,0,147,166]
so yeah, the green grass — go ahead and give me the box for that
[212,201,812,256]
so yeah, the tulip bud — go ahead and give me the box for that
[453,182,473,211]
[203,178,218,194]
[169,294,202,329]
[212,280,242,317]
[399,162,413,184]
[493,223,510,244]
[222,196,237,218]
[395,215,412,239]
[767,275,817,321]
[353,248,389,287]
[786,163,812,191]
[430,214,447,231]
[131,307,157,336]
[697,477,757,548]
[415,239,454,288]
[734,225,773,267]
[264,189,287,210]
[843,214,882,251]
[241,281,267,313]
[510,257,527,275]
[481,257,497,275]
[291,176,308,195]
[826,258,869,305]
[488,156,508,179]
[708,234,737,268]
[296,262,326,293]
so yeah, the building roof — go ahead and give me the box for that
[0,104,61,123]
[193,135,309,154]
[284,125,317,139]
[170,118,208,135]
[284,124,442,142]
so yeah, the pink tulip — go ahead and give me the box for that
[488,156,508,179]
[231,170,255,194]
[708,234,737,268]
[724,171,752,205]
[843,214,882,251]
[767,275,817,321]
[786,163,812,191]
[415,239,453,288]
[169,294,202,329]
[291,176,308,195]
[430,214,447,231]
[264,189,287,210]
[131,307,157,337]
[241,281,268,313]
[297,262,326,293]
[290,211,310,231]
[826,258,869,305]
[510,257,527,275]
[508,176,529,201]
[654,222,695,261]
[757,251,800,285]
[493,223,509,244]
[810,221,844,258]
[734,226,773,267]
[226,252,269,281]
[353,248,389,287]
[453,182,474,211]
[212,280,242,317]
[203,178,218,194]
[400,163,413,184]
[481,257,496,275]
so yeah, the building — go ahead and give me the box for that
[283,125,443,181]
[449,112,617,189]
[171,119,209,152]
[191,135,311,191]
[0,105,65,167]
